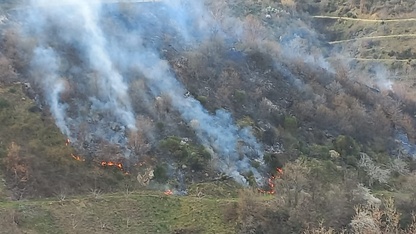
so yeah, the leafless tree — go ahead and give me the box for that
[358,153,391,186]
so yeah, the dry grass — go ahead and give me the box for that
[281,0,296,9]
[0,189,238,234]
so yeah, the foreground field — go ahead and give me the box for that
[0,188,240,234]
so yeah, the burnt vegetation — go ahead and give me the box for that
[0,0,416,233]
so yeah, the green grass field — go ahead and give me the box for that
[0,189,240,234]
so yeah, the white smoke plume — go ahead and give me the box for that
[15,0,403,185]
[20,0,401,184]
[31,47,70,136]
[373,65,394,91]
[19,0,264,184]
[22,0,137,151]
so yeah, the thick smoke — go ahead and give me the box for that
[20,0,264,184]
[24,0,137,145]
[137,54,263,183]
[31,47,70,136]
[16,0,405,184]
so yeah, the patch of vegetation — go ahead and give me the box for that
[17,205,62,234]
[153,164,169,183]
[160,136,211,171]
[263,153,284,172]
[0,98,10,110]
[0,186,237,234]
[0,84,138,199]
[236,116,255,128]
[333,135,360,161]
[283,115,298,133]
[196,95,208,106]
[233,89,246,103]
[308,144,331,160]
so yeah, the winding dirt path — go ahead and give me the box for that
[328,34,416,44]
[352,58,412,62]
[313,15,416,22]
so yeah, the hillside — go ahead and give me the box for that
[1,0,416,233]
[309,0,416,79]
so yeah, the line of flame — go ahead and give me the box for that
[71,153,85,161]
[258,168,283,195]
[100,161,124,170]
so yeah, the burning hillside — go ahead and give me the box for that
[0,0,415,196]
[258,168,283,195]
[16,0,267,185]
[3,0,416,233]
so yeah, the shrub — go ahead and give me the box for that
[333,135,360,158]
[350,197,416,234]
[160,136,211,171]
[309,144,331,160]
[156,122,164,131]
[196,95,208,106]
[153,164,169,183]
[283,115,298,133]
[263,153,284,172]
[236,189,296,234]
[0,98,10,110]
[237,116,255,128]
[233,90,246,103]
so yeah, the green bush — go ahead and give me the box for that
[263,153,283,173]
[0,98,10,110]
[243,171,256,187]
[234,90,246,103]
[334,135,360,157]
[307,159,342,185]
[237,116,255,128]
[345,155,358,167]
[160,136,211,171]
[153,164,169,183]
[309,144,331,160]
[250,160,261,169]
[283,116,298,133]
[156,122,164,131]
[196,95,208,105]
[160,136,182,152]
[0,146,6,161]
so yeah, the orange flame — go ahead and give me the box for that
[164,189,173,196]
[65,138,70,146]
[258,168,283,195]
[71,153,85,161]
[100,161,124,171]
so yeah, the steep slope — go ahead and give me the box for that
[1,0,416,233]
[0,83,139,199]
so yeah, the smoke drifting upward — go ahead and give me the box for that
[134,52,263,183]
[24,0,137,150]
[19,0,264,183]
[372,65,394,91]
[31,47,70,136]
[16,0,404,184]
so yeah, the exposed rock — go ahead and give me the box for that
[329,149,340,159]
